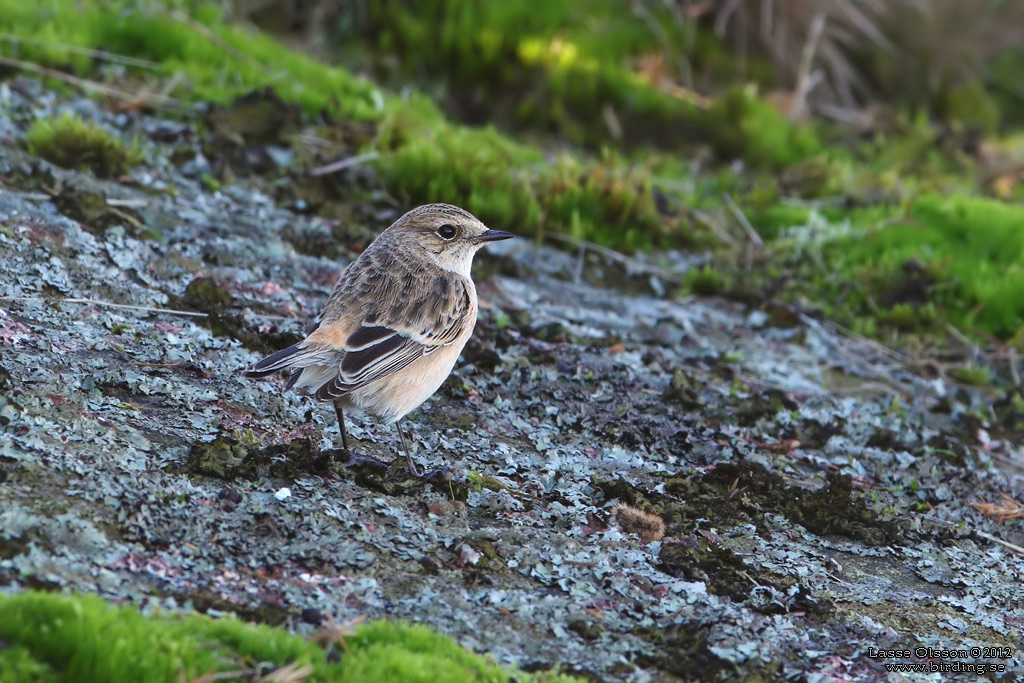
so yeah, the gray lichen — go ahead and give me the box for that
[0,78,1022,681]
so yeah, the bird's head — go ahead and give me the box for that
[384,204,514,276]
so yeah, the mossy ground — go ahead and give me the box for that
[3,0,1023,343]
[26,112,142,178]
[0,591,573,683]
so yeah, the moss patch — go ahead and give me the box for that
[181,433,336,480]
[173,277,302,355]
[0,591,575,683]
[26,113,140,178]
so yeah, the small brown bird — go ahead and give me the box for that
[246,204,513,476]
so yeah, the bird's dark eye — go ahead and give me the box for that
[437,224,457,240]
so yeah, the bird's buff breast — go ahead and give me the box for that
[345,309,476,423]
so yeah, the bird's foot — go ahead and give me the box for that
[338,448,389,471]
[386,457,452,483]
[414,464,454,483]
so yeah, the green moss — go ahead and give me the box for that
[26,113,140,178]
[376,97,671,248]
[938,81,1001,133]
[363,0,818,166]
[949,365,991,386]
[0,0,380,120]
[831,195,1024,339]
[0,591,576,683]
[683,264,727,296]
[173,277,302,354]
[0,0,691,249]
[742,193,1024,341]
[0,646,60,683]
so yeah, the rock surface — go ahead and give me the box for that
[1,80,1022,681]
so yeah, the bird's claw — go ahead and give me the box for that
[338,448,389,471]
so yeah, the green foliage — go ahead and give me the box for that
[363,0,819,166]
[0,591,577,683]
[950,365,991,386]
[376,96,670,248]
[683,264,728,296]
[0,0,693,249]
[26,113,140,177]
[0,0,381,119]
[769,195,1024,340]
[709,88,820,166]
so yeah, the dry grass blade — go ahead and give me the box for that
[311,613,366,653]
[712,0,1024,115]
[0,55,184,109]
[969,493,1024,523]
[543,232,685,284]
[0,296,208,318]
[309,151,380,177]
[0,33,162,68]
[260,662,314,683]
[186,668,247,683]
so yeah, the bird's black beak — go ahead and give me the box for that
[474,229,515,243]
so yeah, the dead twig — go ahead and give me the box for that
[185,660,312,683]
[0,296,208,318]
[106,206,144,231]
[311,613,366,653]
[921,514,1024,557]
[106,198,150,209]
[969,494,1024,523]
[0,33,162,69]
[543,232,684,285]
[0,55,183,109]
[974,530,1024,556]
[309,151,380,177]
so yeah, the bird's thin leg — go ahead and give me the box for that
[333,400,350,451]
[395,420,422,477]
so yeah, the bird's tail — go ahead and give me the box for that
[244,343,306,378]
[245,342,340,394]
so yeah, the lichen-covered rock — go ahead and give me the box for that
[1,80,1022,681]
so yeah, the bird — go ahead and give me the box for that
[245,203,513,476]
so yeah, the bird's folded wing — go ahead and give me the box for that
[314,279,471,401]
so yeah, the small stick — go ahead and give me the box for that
[0,55,183,109]
[106,206,143,230]
[723,193,762,248]
[0,296,208,318]
[921,515,1024,556]
[975,530,1024,557]
[544,232,684,284]
[106,198,150,208]
[0,33,162,69]
[309,151,381,177]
